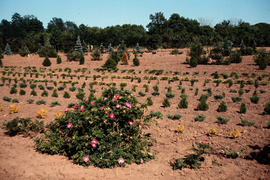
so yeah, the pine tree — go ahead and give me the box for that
[100,43,105,53]
[19,45,30,57]
[133,55,140,66]
[108,43,113,53]
[42,57,52,66]
[79,55,85,65]
[4,43,12,55]
[75,36,83,53]
[56,56,62,64]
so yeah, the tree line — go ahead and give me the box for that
[0,12,270,54]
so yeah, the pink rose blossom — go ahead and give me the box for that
[64,108,69,112]
[65,133,68,137]
[112,98,116,102]
[202,139,209,143]
[45,121,49,125]
[115,94,120,99]
[91,143,97,148]
[65,138,70,142]
[125,102,131,108]
[58,130,62,134]
[116,104,121,108]
[73,104,78,109]
[83,156,89,163]
[100,106,104,110]
[104,97,107,100]
[91,139,98,144]
[128,121,134,126]
[110,113,115,119]
[118,158,125,165]
[80,108,85,112]
[67,123,72,128]
[137,120,141,125]
[90,101,94,105]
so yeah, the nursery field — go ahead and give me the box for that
[0,48,270,180]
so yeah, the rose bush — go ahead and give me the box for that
[35,87,154,168]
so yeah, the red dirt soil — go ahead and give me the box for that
[0,48,270,180]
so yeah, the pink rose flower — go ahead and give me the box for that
[91,143,97,148]
[110,113,115,119]
[125,102,131,108]
[65,138,70,142]
[58,130,62,134]
[118,158,125,165]
[91,139,98,145]
[100,106,104,110]
[64,108,69,112]
[104,97,107,100]
[115,94,120,99]
[90,101,94,105]
[45,121,49,125]
[116,104,121,108]
[137,120,141,125]
[65,133,68,137]
[80,108,85,112]
[112,98,116,102]
[73,104,78,109]
[128,121,134,126]
[67,123,72,128]
[202,139,208,143]
[83,156,89,163]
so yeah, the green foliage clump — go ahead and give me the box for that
[19,89,26,95]
[250,91,259,104]
[36,99,46,105]
[229,50,242,63]
[216,116,230,124]
[133,56,140,66]
[56,56,62,64]
[3,96,12,102]
[35,87,154,168]
[102,53,118,71]
[178,94,188,109]
[4,43,13,55]
[38,46,57,58]
[263,102,270,115]
[240,119,255,126]
[91,49,101,61]
[217,101,227,112]
[162,97,170,107]
[196,95,209,111]
[239,103,246,114]
[170,49,182,55]
[231,96,242,102]
[19,45,30,57]
[253,49,270,70]
[50,101,61,107]
[41,90,48,97]
[63,91,71,99]
[150,111,163,119]
[194,115,206,122]
[52,89,58,97]
[167,114,182,120]
[5,117,44,137]
[42,57,52,66]
[171,142,211,170]
[10,86,17,94]
[30,89,37,96]
[79,55,85,65]
[67,51,83,61]
[146,97,153,106]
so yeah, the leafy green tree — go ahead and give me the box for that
[42,57,51,66]
[4,43,12,55]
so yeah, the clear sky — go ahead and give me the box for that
[0,0,269,28]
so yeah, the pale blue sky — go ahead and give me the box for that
[0,0,269,28]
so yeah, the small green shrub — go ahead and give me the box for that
[253,49,269,70]
[217,101,227,112]
[36,99,46,105]
[196,95,209,111]
[56,56,62,64]
[194,115,206,122]
[231,96,242,102]
[250,91,259,104]
[216,116,230,124]
[138,91,145,97]
[146,97,153,106]
[12,98,19,103]
[178,94,188,109]
[50,101,61,107]
[239,103,246,114]
[263,102,270,115]
[69,86,76,92]
[10,86,17,94]
[162,98,170,107]
[167,114,182,120]
[229,50,242,63]
[30,83,36,89]
[38,84,45,90]
[150,111,163,119]
[30,89,37,96]
[19,83,27,88]
[41,90,49,97]
[19,89,26,95]
[4,117,44,137]
[240,119,255,126]
[42,57,52,67]
[63,91,71,99]
[27,99,34,104]
[170,49,182,55]
[133,56,140,66]
[52,89,58,97]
